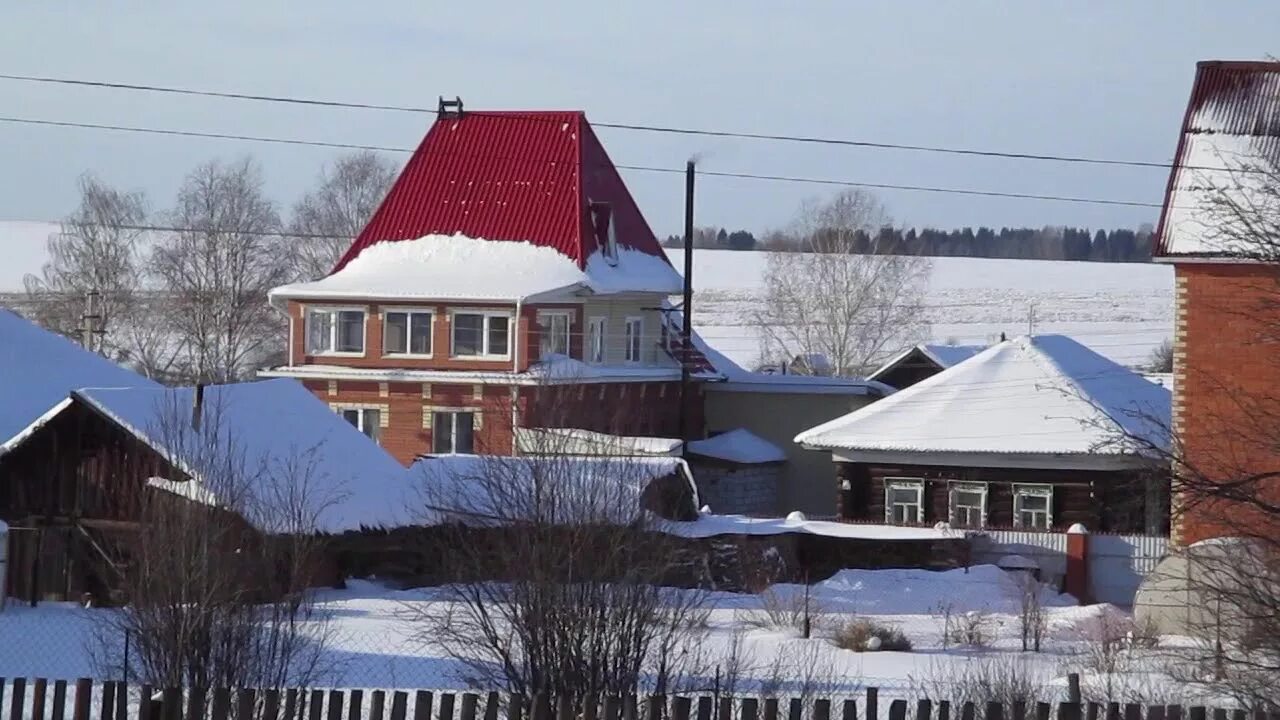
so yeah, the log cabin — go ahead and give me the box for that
[796,334,1172,534]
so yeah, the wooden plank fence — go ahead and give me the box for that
[0,678,1269,720]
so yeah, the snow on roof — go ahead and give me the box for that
[146,476,219,507]
[795,334,1171,461]
[1155,61,1280,258]
[686,429,786,464]
[336,110,672,273]
[920,343,987,368]
[662,513,953,540]
[867,342,987,383]
[74,379,411,533]
[411,453,695,525]
[515,427,682,456]
[0,309,159,449]
[271,233,682,304]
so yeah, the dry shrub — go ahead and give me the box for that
[947,610,993,648]
[917,656,1052,707]
[832,618,913,652]
[741,585,830,637]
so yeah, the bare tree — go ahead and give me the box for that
[1146,339,1173,374]
[91,390,339,692]
[756,190,932,375]
[289,151,396,280]
[152,158,289,383]
[407,420,705,706]
[23,175,148,352]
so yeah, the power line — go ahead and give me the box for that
[0,115,1164,209]
[0,72,1194,172]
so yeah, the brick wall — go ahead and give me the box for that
[690,461,781,515]
[1174,262,1280,545]
[302,379,700,466]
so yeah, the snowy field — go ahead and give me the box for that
[667,249,1173,370]
[1,222,1173,370]
[0,566,1198,704]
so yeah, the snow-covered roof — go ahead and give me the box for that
[686,429,786,464]
[1155,61,1280,258]
[262,358,685,385]
[795,334,1171,465]
[412,454,696,525]
[0,309,159,449]
[515,427,682,456]
[73,379,412,533]
[270,233,683,304]
[663,513,953,540]
[867,342,987,383]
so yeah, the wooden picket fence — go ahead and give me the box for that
[0,679,1266,720]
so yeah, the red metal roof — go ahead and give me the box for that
[1154,60,1280,257]
[334,110,671,272]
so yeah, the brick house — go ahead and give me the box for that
[1151,60,1280,545]
[264,106,720,466]
[796,335,1172,534]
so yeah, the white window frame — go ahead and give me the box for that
[587,316,607,364]
[1013,484,1054,530]
[334,404,385,444]
[305,306,367,357]
[431,410,477,454]
[948,481,988,529]
[624,316,644,364]
[884,478,925,525]
[538,311,572,358]
[383,308,435,358]
[449,310,512,360]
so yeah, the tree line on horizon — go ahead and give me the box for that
[664,223,1157,262]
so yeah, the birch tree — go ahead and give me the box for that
[23,175,148,350]
[756,190,931,375]
[288,151,396,280]
[152,158,289,383]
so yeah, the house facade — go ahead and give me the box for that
[264,107,714,465]
[1151,60,1280,545]
[796,335,1172,534]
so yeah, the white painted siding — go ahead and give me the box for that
[579,295,675,367]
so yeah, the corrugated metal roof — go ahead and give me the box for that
[1154,61,1280,257]
[334,110,671,272]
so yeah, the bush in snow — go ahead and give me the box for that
[946,609,994,649]
[832,618,913,652]
[741,585,830,638]
[917,656,1052,708]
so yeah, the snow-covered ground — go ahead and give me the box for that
[0,566,1194,704]
[667,249,1173,370]
[2,223,1173,370]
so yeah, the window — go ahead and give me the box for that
[341,408,381,443]
[306,308,366,355]
[624,317,643,363]
[885,479,924,524]
[949,482,988,529]
[1014,485,1054,530]
[539,312,571,358]
[432,411,475,454]
[587,317,606,364]
[384,310,433,356]
[590,201,618,266]
[451,312,511,358]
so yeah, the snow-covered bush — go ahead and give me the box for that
[832,618,912,652]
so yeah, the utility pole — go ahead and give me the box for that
[678,160,695,453]
[81,289,103,352]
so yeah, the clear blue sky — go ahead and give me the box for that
[1,2,1276,236]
